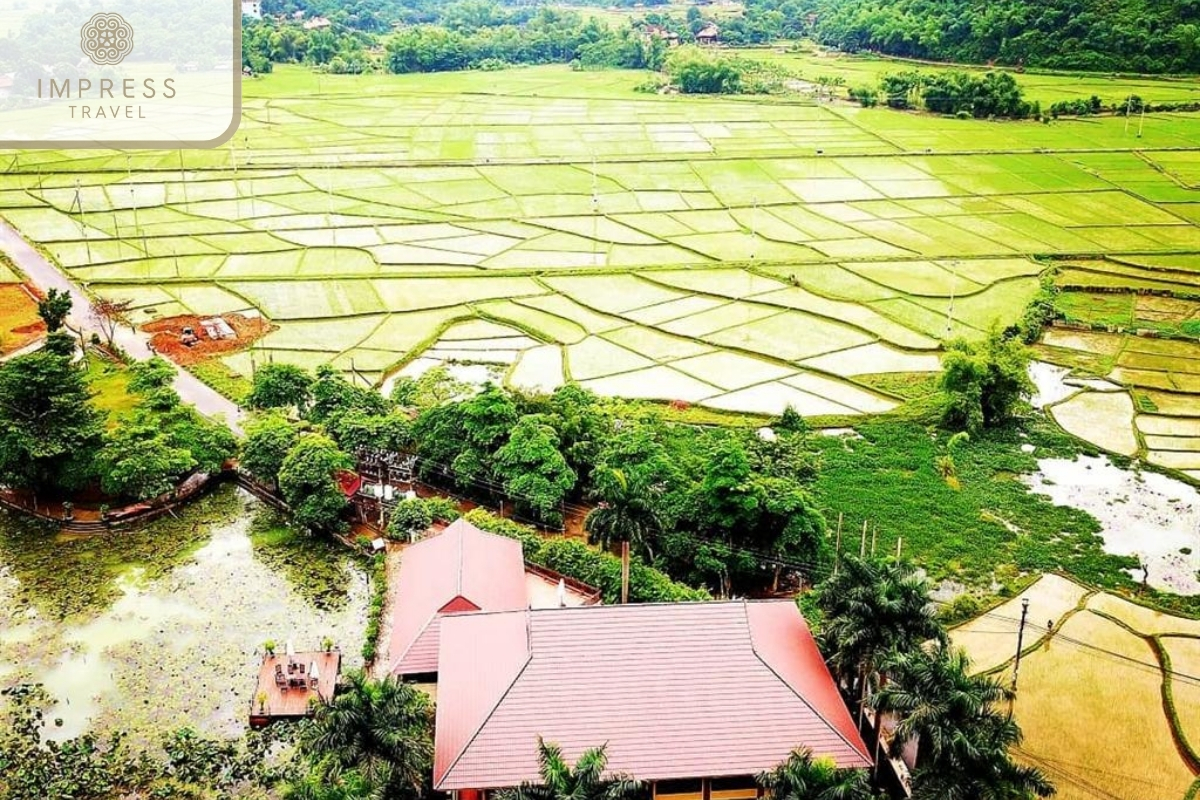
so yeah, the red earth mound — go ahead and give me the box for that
[143,312,274,366]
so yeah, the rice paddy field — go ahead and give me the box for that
[1036,256,1200,481]
[2,65,1200,420]
[952,575,1200,800]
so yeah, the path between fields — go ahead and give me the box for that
[0,221,244,434]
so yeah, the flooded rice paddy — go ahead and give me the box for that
[0,485,369,741]
[1024,455,1200,594]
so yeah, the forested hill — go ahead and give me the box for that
[804,0,1200,73]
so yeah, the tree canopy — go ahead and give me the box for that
[940,330,1034,434]
[0,350,102,493]
[802,0,1200,73]
[278,433,355,532]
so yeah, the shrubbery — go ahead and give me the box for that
[463,509,709,603]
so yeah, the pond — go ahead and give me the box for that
[0,485,369,743]
[1024,455,1200,594]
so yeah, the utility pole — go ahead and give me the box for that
[1138,104,1146,138]
[895,536,902,560]
[945,260,959,338]
[72,180,92,263]
[749,195,758,261]
[859,520,868,558]
[1124,95,1134,134]
[833,513,843,576]
[620,540,630,604]
[178,150,190,211]
[1011,597,1030,692]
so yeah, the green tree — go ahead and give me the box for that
[247,363,315,414]
[390,365,468,408]
[95,424,198,500]
[497,739,642,800]
[757,748,875,800]
[160,410,238,474]
[665,46,743,93]
[278,433,354,532]
[0,350,102,493]
[545,384,609,478]
[36,287,72,332]
[414,384,517,493]
[387,497,433,541]
[241,417,302,484]
[296,671,434,800]
[309,365,390,424]
[585,464,664,563]
[872,643,1054,800]
[326,408,412,453]
[815,555,946,716]
[493,414,575,526]
[940,330,1033,433]
[127,356,176,394]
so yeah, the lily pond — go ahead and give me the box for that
[0,485,369,742]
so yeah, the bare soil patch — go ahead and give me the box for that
[0,283,44,354]
[143,313,274,366]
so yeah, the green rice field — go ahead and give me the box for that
[3,64,1200,419]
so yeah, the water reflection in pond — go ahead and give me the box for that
[0,485,369,742]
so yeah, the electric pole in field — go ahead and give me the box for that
[749,195,758,260]
[1011,597,1031,692]
[945,259,959,338]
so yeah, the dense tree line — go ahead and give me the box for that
[856,69,1034,119]
[799,0,1200,74]
[385,12,665,73]
[243,363,831,598]
[0,297,236,504]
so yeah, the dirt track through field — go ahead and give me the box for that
[0,221,244,434]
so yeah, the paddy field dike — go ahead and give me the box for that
[1,65,1199,434]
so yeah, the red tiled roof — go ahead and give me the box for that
[433,601,870,791]
[335,470,362,498]
[387,519,528,677]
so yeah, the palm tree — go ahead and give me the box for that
[871,643,1054,800]
[815,555,946,716]
[586,464,665,603]
[586,465,663,556]
[758,748,876,800]
[498,738,644,800]
[300,670,434,800]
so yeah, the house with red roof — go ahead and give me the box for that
[386,518,599,681]
[431,601,871,800]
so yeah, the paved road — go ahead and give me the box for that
[0,221,244,434]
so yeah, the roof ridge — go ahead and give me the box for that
[743,601,871,764]
[387,610,439,676]
[437,608,535,791]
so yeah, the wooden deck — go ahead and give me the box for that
[249,650,341,727]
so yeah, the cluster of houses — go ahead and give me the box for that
[253,517,885,795]
[383,520,872,800]
[240,1,332,29]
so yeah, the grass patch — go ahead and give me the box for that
[808,417,1144,591]
[84,354,141,427]
[190,359,253,404]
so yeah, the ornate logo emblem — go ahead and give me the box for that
[80,13,134,65]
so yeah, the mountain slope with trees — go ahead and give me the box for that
[803,0,1200,73]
